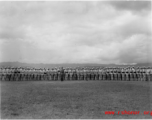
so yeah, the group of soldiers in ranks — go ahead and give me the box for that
[0,66,152,81]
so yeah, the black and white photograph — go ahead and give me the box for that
[0,0,152,119]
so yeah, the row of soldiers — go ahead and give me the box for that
[0,66,152,81]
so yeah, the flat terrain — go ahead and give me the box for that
[1,81,152,119]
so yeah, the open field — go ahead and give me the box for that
[1,81,152,119]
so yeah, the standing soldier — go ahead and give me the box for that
[47,69,50,81]
[150,67,152,81]
[88,68,92,80]
[68,68,72,81]
[82,68,86,80]
[86,68,90,81]
[55,68,58,81]
[92,68,95,80]
[1,68,4,81]
[145,67,150,81]
[99,68,102,80]
[22,67,25,81]
[57,68,61,81]
[114,68,117,81]
[64,68,68,81]
[19,67,23,81]
[125,70,129,81]
[111,71,114,81]
[130,70,133,81]
[6,67,9,81]
[5,68,8,81]
[142,68,146,81]
[60,67,65,81]
[122,71,125,81]
[51,68,54,81]
[117,71,121,81]
[0,68,2,81]
[76,68,80,80]
[26,68,29,81]
[121,68,125,81]
[139,68,143,81]
[72,68,77,80]
[102,68,106,80]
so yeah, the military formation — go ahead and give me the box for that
[0,66,152,81]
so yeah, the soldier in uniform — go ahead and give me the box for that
[113,71,117,81]
[98,68,102,80]
[1,68,4,81]
[76,68,80,80]
[125,71,129,81]
[55,68,59,81]
[145,67,150,81]
[63,68,67,81]
[68,68,72,80]
[102,69,106,80]
[47,69,51,81]
[111,71,114,81]
[83,68,87,81]
[91,68,95,80]
[150,67,152,81]
[5,68,9,81]
[130,70,133,81]
[60,67,65,81]
[0,68,2,81]
[57,68,61,81]
[72,68,76,80]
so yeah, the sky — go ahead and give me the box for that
[0,1,151,64]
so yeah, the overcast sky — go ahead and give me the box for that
[0,1,151,64]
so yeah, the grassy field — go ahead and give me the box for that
[1,81,152,119]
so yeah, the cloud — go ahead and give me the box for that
[0,1,151,64]
[107,1,151,14]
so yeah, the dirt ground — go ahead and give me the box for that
[1,81,152,119]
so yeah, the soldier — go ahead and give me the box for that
[125,71,129,81]
[102,69,106,80]
[98,68,102,80]
[71,68,75,80]
[24,68,28,81]
[5,68,9,81]
[60,67,65,81]
[55,68,59,81]
[0,68,2,81]
[63,68,67,81]
[22,68,25,81]
[117,71,121,81]
[30,68,34,81]
[68,68,72,80]
[106,71,109,80]
[150,67,152,81]
[47,69,51,81]
[113,71,116,81]
[145,67,150,81]
[129,71,133,81]
[95,68,99,80]
[76,68,80,80]
[91,68,95,80]
[1,68,4,81]
[18,67,22,81]
[88,68,92,80]
[142,68,146,81]
[83,68,87,81]
[57,68,61,81]
[44,68,48,81]
[111,71,114,81]
[34,68,38,81]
